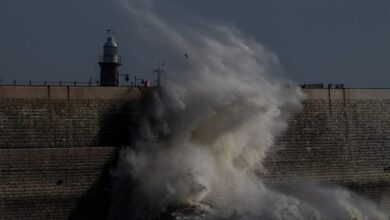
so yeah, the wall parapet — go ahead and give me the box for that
[0,86,148,100]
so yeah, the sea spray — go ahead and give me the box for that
[108,0,387,219]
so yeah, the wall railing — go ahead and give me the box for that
[0,80,156,87]
[99,55,121,64]
[0,80,100,87]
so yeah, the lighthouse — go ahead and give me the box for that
[99,30,121,86]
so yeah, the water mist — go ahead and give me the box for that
[108,1,387,219]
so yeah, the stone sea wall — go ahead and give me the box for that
[264,89,390,207]
[0,86,149,219]
[0,87,389,219]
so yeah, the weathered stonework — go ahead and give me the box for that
[0,87,389,219]
[264,89,390,208]
[0,86,150,219]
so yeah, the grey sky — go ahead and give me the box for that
[1,0,389,87]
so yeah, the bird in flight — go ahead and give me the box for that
[184,53,189,59]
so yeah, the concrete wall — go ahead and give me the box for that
[1,87,390,219]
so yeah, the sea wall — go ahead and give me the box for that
[0,87,389,219]
[264,89,390,207]
[0,86,150,219]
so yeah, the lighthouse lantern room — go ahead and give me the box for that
[99,30,121,86]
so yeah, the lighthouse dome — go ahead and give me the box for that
[99,30,121,64]
[104,36,118,48]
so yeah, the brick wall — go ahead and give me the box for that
[264,89,390,208]
[0,86,147,149]
[1,87,390,219]
[0,86,149,219]
[1,147,116,219]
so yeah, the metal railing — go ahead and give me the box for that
[0,80,156,88]
[300,83,345,89]
[0,80,100,87]
[99,55,121,64]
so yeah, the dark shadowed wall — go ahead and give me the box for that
[0,86,150,219]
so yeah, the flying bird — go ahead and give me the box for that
[184,53,189,59]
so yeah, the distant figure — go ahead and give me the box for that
[184,53,189,59]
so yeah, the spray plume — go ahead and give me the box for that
[108,1,387,219]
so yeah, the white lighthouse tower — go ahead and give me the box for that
[99,30,121,86]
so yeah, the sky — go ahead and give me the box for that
[0,0,389,87]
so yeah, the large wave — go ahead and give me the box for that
[107,1,387,219]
